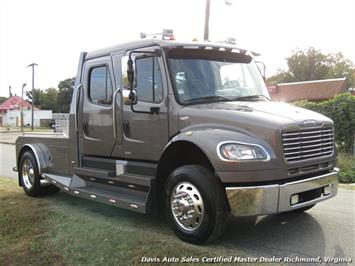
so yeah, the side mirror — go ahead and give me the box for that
[127,58,134,86]
[123,89,137,105]
[122,55,135,89]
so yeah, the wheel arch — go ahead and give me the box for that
[156,140,215,195]
[17,143,52,186]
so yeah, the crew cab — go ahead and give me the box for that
[14,38,338,243]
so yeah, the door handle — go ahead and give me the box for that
[113,87,121,141]
[82,119,88,133]
[75,84,82,131]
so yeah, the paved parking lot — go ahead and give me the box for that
[0,132,22,144]
[0,143,17,179]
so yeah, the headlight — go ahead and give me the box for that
[218,142,270,161]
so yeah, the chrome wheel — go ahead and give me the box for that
[22,159,35,189]
[170,182,205,231]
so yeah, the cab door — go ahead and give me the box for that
[121,47,169,161]
[79,56,116,157]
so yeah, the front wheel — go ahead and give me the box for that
[165,165,228,244]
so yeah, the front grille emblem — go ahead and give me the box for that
[302,119,317,125]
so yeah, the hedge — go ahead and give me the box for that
[294,93,355,154]
[336,153,355,183]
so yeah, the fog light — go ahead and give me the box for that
[323,185,332,196]
[291,194,299,205]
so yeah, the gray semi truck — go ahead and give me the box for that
[14,38,338,243]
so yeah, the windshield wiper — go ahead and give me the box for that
[183,95,230,104]
[230,95,271,101]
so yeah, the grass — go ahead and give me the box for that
[336,152,355,183]
[339,184,355,191]
[337,152,355,170]
[0,178,257,266]
[0,178,64,265]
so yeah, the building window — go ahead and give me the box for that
[89,66,113,105]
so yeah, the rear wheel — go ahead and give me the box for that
[19,151,59,197]
[165,165,228,244]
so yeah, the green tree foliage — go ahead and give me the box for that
[26,88,44,107]
[267,48,355,87]
[294,93,355,154]
[0,96,7,104]
[39,88,58,110]
[57,77,75,113]
[24,77,75,113]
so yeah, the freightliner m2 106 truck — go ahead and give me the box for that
[14,38,338,243]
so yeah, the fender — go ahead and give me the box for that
[18,143,53,175]
[165,127,277,173]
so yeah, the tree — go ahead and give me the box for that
[23,77,75,113]
[57,77,75,113]
[26,88,44,107]
[39,88,58,111]
[267,48,355,87]
[0,96,7,104]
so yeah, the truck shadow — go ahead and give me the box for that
[48,192,326,257]
[48,192,172,234]
[219,211,326,258]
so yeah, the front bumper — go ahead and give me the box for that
[226,170,338,216]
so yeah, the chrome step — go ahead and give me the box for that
[42,173,152,214]
[43,173,72,187]
[70,184,147,213]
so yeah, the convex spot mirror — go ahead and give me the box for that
[122,55,135,90]
[122,55,137,105]
[122,89,138,105]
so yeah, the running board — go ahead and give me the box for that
[42,173,153,214]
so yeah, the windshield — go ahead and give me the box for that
[167,48,270,104]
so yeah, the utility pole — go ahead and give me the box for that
[21,83,27,132]
[27,63,38,131]
[204,0,233,41]
[9,85,12,97]
[203,0,211,41]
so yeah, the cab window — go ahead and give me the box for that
[89,66,113,105]
[135,57,163,103]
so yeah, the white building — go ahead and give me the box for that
[3,109,52,127]
[0,96,52,127]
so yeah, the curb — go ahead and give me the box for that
[0,141,15,145]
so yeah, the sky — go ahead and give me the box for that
[1,0,354,97]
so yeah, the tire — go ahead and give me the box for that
[19,151,59,197]
[290,204,316,213]
[164,165,228,244]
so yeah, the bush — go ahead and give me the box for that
[295,93,355,154]
[336,153,355,183]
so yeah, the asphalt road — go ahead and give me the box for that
[221,188,355,264]
[0,142,354,263]
[0,143,17,179]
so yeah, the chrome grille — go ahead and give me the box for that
[282,126,334,163]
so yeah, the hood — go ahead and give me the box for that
[178,101,333,135]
